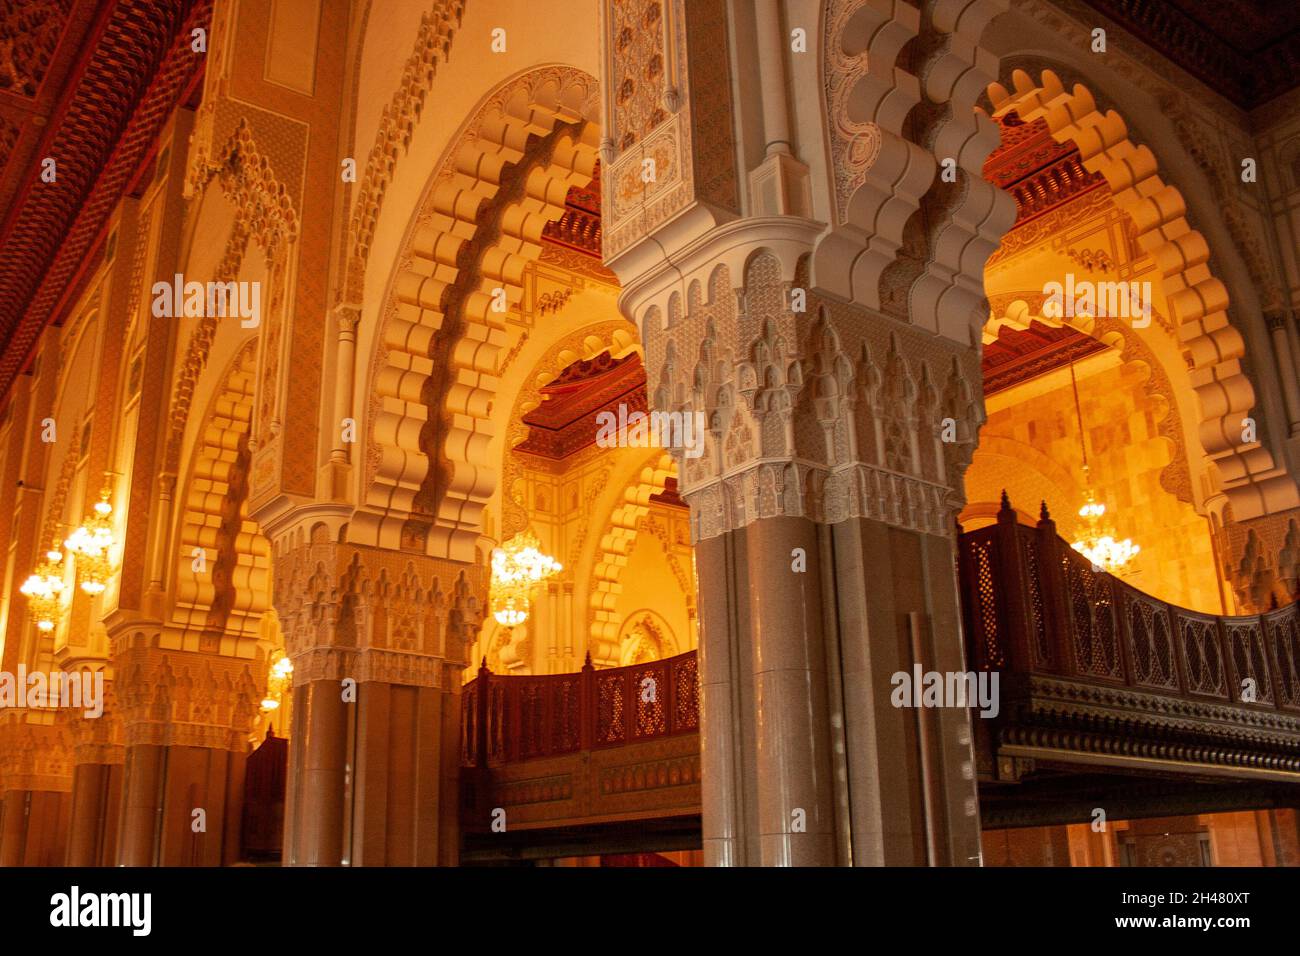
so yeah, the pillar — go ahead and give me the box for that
[601,0,1006,865]
[0,713,72,866]
[111,637,260,867]
[272,532,479,866]
[63,674,124,866]
[1266,310,1300,437]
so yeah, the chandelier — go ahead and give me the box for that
[1066,356,1139,573]
[64,489,118,595]
[261,653,294,711]
[490,530,562,628]
[19,546,67,632]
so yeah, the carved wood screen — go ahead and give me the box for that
[462,650,699,767]
[958,494,1300,714]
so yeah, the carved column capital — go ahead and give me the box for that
[332,302,363,338]
[630,243,982,543]
[0,711,73,793]
[271,531,484,688]
[61,677,124,766]
[111,631,264,751]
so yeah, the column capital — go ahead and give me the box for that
[110,632,264,750]
[331,302,363,336]
[271,536,484,688]
[0,711,72,793]
[630,243,982,543]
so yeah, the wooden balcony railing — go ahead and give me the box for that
[958,493,1300,714]
[461,650,700,768]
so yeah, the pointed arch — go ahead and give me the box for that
[589,451,678,666]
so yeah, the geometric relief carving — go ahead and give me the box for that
[1179,615,1227,698]
[638,250,983,542]
[1124,594,1177,689]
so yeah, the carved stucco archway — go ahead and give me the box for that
[588,451,679,666]
[816,0,1016,340]
[355,67,601,563]
[987,69,1298,521]
[170,340,270,652]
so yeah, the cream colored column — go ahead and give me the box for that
[272,532,478,866]
[746,516,836,865]
[601,0,1000,866]
[695,532,752,866]
[329,305,361,465]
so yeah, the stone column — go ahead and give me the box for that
[1266,310,1300,437]
[111,636,261,867]
[601,0,1008,866]
[63,675,124,866]
[272,529,480,866]
[625,242,987,866]
[0,713,72,866]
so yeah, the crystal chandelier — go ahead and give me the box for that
[19,546,67,632]
[490,530,562,627]
[261,653,294,711]
[1066,356,1139,573]
[65,489,118,595]
[1072,484,1141,572]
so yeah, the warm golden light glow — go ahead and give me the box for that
[1064,356,1139,575]
[65,492,117,595]
[261,652,293,712]
[1071,489,1140,573]
[19,548,67,632]
[490,530,562,628]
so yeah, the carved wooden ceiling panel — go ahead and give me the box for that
[0,0,209,407]
[1079,0,1300,107]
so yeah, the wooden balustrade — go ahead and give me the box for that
[461,650,700,768]
[958,492,1300,713]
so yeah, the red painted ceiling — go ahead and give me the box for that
[0,0,210,407]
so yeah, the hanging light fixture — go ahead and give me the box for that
[490,530,562,628]
[260,652,294,711]
[65,486,118,595]
[19,544,67,632]
[1067,354,1140,573]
